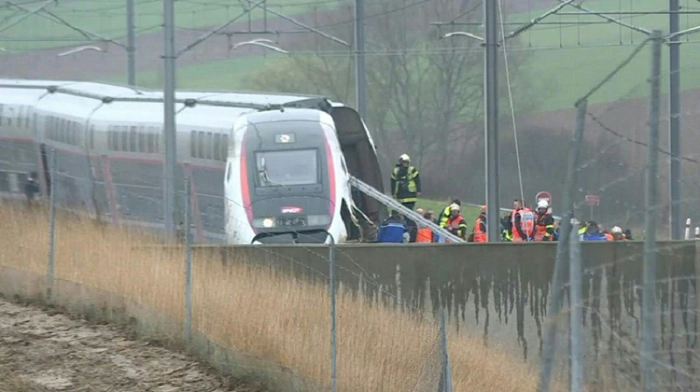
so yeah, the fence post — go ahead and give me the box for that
[640,29,662,392]
[569,225,584,392]
[438,307,453,392]
[539,99,587,392]
[329,233,338,392]
[47,148,58,302]
[184,177,193,343]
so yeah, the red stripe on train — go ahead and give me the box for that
[324,136,336,219]
[240,132,253,225]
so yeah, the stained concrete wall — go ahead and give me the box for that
[195,241,698,385]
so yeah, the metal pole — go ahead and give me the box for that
[438,307,453,392]
[329,233,338,392]
[569,226,584,392]
[354,0,367,119]
[641,30,662,392]
[126,0,136,86]
[184,177,193,342]
[539,99,587,392]
[669,0,681,240]
[485,0,500,243]
[47,148,57,300]
[163,0,178,241]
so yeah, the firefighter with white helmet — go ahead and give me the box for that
[390,153,421,210]
[534,199,555,241]
[610,226,626,241]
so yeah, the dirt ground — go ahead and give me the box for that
[0,297,263,392]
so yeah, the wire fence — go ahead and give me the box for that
[2,1,700,391]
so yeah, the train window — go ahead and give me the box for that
[220,134,229,162]
[33,113,37,132]
[129,126,137,152]
[154,130,160,153]
[68,121,74,145]
[115,128,120,151]
[76,122,84,146]
[213,134,221,161]
[190,131,196,157]
[255,149,319,187]
[6,107,11,126]
[206,132,213,160]
[197,131,205,158]
[45,116,52,137]
[23,107,30,129]
[139,132,146,152]
[147,133,155,153]
[89,125,95,149]
[71,122,75,145]
[56,118,62,142]
[120,127,127,151]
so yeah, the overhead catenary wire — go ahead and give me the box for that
[498,0,524,204]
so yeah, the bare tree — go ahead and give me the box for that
[247,0,535,193]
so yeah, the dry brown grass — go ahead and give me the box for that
[0,203,543,392]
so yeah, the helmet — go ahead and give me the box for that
[537,199,549,209]
[612,226,622,234]
[450,203,460,211]
[399,153,410,162]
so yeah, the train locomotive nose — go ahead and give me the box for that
[249,197,333,244]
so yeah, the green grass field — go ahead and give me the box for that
[514,0,700,110]
[100,0,700,112]
[0,0,347,52]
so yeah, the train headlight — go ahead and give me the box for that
[253,218,277,228]
[263,218,276,228]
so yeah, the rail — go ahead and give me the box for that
[348,176,465,243]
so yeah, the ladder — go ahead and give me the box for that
[348,176,466,243]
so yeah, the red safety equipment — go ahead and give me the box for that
[511,208,535,242]
[474,215,487,243]
[416,228,434,243]
[534,214,553,241]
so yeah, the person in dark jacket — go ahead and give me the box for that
[377,210,408,244]
[390,154,421,210]
[582,221,609,241]
[24,172,40,207]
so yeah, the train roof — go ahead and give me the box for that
[0,79,328,110]
[244,107,329,124]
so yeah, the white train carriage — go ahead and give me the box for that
[0,79,389,244]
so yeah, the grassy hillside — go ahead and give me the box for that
[516,0,700,110]
[100,0,700,111]
[0,0,347,52]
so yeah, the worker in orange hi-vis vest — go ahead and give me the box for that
[444,203,468,242]
[473,205,488,243]
[511,199,535,242]
[416,211,436,243]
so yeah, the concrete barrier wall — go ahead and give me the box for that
[196,241,698,380]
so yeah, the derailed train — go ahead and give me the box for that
[0,79,388,244]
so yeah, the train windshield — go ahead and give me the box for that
[255,149,319,187]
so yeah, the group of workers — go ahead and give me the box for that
[377,153,634,244]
